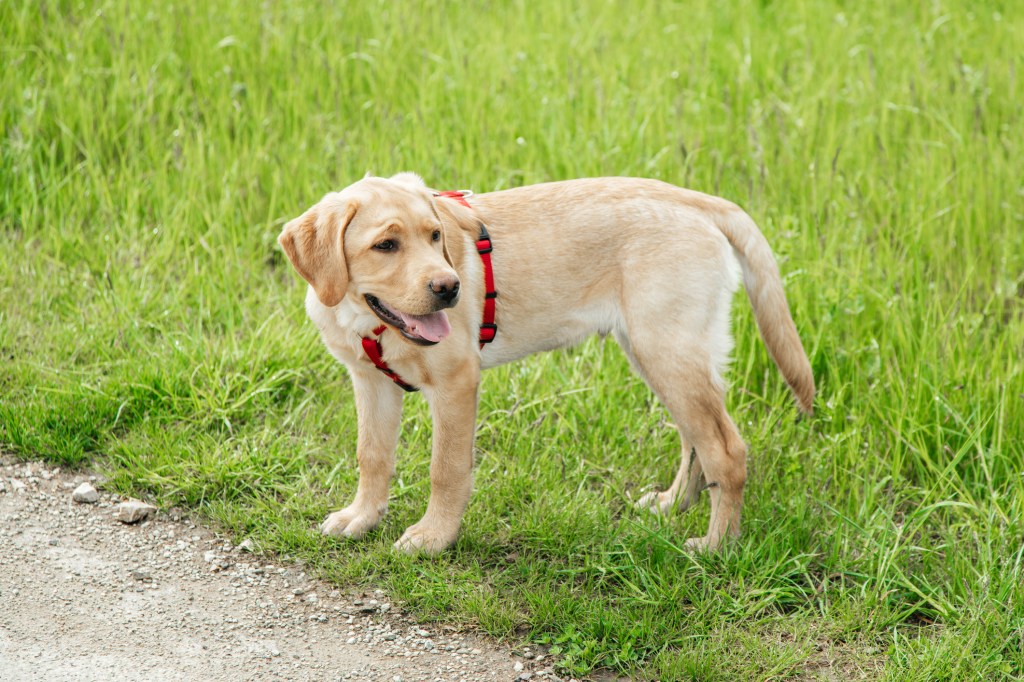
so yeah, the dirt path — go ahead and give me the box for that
[0,459,555,681]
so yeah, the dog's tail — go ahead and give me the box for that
[713,207,815,414]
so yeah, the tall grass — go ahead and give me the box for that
[2,0,1022,678]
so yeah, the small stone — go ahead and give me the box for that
[131,569,152,582]
[518,674,533,681]
[514,662,524,672]
[72,482,99,504]
[203,550,232,571]
[116,499,156,524]
[292,587,306,596]
[237,538,255,552]
[472,649,481,655]
[10,479,26,493]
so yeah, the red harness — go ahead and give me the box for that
[361,191,497,392]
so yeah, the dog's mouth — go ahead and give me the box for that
[365,295,451,346]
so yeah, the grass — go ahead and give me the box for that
[2,0,1023,678]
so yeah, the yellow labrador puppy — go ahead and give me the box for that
[279,173,814,554]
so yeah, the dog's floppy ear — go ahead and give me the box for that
[431,193,480,270]
[278,200,358,307]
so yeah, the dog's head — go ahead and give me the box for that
[278,173,460,345]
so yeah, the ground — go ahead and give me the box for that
[0,458,553,682]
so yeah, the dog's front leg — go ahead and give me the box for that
[395,361,480,555]
[321,368,403,540]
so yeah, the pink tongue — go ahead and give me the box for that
[398,310,451,342]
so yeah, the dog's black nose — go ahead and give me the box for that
[429,276,460,305]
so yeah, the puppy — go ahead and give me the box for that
[278,174,814,554]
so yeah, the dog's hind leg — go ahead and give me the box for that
[635,442,706,515]
[617,331,707,516]
[618,330,747,551]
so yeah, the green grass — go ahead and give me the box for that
[3,0,1023,678]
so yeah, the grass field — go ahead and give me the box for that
[2,0,1023,678]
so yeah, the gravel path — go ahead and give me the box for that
[0,459,561,682]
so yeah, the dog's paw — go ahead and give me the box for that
[394,522,457,555]
[636,490,676,515]
[684,535,712,552]
[320,503,386,539]
[685,534,736,553]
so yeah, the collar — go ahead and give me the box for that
[361,190,497,392]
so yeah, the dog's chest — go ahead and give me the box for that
[304,287,374,367]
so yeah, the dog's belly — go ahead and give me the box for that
[479,300,622,370]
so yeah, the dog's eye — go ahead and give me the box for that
[374,240,396,252]
[431,230,441,242]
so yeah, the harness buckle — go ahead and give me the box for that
[478,323,497,343]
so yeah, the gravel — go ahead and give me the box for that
[0,458,570,682]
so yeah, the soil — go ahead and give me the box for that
[0,459,561,682]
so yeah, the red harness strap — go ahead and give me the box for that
[361,325,420,393]
[475,222,497,348]
[361,190,497,391]
[434,190,472,209]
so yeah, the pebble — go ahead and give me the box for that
[116,499,156,524]
[72,482,99,504]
